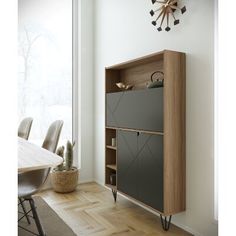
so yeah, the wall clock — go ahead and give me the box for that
[150,0,186,32]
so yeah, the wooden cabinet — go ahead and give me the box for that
[105,50,186,230]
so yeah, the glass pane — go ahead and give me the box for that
[18,0,72,147]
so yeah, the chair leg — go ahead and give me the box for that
[18,198,31,224]
[28,198,46,236]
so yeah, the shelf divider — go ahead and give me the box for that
[106,164,117,171]
[106,126,164,136]
[106,145,117,150]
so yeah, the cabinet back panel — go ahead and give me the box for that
[106,69,121,93]
[120,60,163,90]
[105,168,116,185]
[106,129,116,146]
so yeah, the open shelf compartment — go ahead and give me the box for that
[106,51,164,93]
[105,128,117,187]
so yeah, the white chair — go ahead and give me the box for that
[18,120,63,236]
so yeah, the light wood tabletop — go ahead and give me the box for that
[18,137,63,173]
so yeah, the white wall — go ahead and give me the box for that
[93,0,217,235]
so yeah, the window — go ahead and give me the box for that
[214,0,218,221]
[18,0,73,146]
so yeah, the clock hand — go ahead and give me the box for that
[166,12,170,30]
[152,6,164,14]
[156,7,165,22]
[160,8,167,27]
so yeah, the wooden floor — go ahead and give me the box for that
[39,182,192,236]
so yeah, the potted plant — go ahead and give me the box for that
[50,141,79,193]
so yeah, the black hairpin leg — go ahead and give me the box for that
[160,214,172,231]
[19,198,31,224]
[112,189,117,202]
[28,198,46,236]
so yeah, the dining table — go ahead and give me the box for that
[18,137,63,236]
[18,137,63,172]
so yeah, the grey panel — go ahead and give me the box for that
[137,134,163,211]
[117,130,164,212]
[117,131,139,199]
[106,88,163,132]
[106,92,123,127]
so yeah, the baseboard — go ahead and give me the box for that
[95,181,203,236]
[171,222,203,236]
[41,177,94,192]
[94,179,103,186]
[41,179,95,192]
[79,178,94,184]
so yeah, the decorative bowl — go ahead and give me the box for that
[116,82,126,89]
[116,82,134,91]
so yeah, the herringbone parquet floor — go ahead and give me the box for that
[39,182,192,236]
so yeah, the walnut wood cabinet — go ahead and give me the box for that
[105,50,186,231]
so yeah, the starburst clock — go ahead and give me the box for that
[150,0,186,32]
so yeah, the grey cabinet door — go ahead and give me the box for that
[106,88,163,132]
[137,133,163,212]
[117,130,139,199]
[117,130,163,212]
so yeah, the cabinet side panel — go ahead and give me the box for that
[164,51,186,214]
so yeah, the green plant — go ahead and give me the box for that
[65,141,75,171]
[55,141,75,171]
[55,146,64,171]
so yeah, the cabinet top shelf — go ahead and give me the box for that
[105,50,184,70]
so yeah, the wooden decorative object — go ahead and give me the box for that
[150,0,186,32]
[116,82,134,91]
[146,71,164,88]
